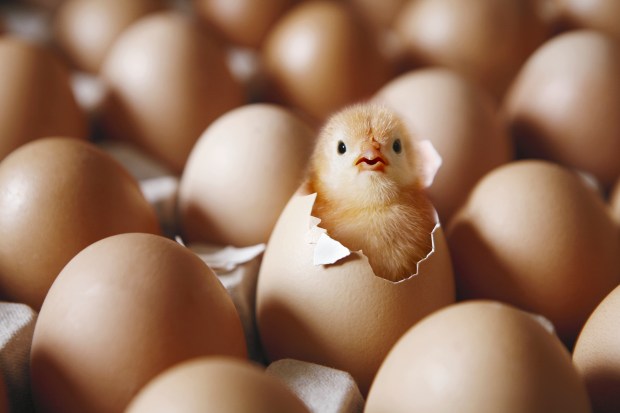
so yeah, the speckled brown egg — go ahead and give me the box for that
[0,137,161,310]
[505,30,620,188]
[178,103,316,247]
[394,0,549,98]
[31,233,247,413]
[373,68,513,223]
[0,37,87,161]
[573,284,620,413]
[447,160,620,346]
[100,11,244,173]
[366,301,592,413]
[194,0,294,48]
[262,0,391,121]
[53,0,164,73]
[126,357,309,413]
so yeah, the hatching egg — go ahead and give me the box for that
[366,301,591,413]
[31,233,247,413]
[554,0,620,40]
[447,160,620,346]
[54,0,164,73]
[256,188,455,395]
[573,284,620,413]
[100,11,244,173]
[394,0,549,98]
[505,30,620,188]
[373,68,513,223]
[262,0,391,121]
[178,103,315,247]
[0,37,87,160]
[0,137,161,310]
[127,357,309,413]
[194,0,294,48]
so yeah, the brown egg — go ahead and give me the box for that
[194,0,294,48]
[345,0,407,29]
[178,104,315,247]
[611,177,620,225]
[555,0,620,40]
[100,11,245,174]
[256,188,455,395]
[0,37,87,161]
[366,301,591,413]
[447,160,620,346]
[0,137,161,310]
[53,0,164,73]
[505,30,620,188]
[373,68,513,223]
[394,0,548,98]
[127,357,309,413]
[262,0,391,121]
[573,285,620,413]
[31,233,247,413]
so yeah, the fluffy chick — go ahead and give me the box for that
[307,103,436,282]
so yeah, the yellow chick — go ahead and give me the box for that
[307,103,436,282]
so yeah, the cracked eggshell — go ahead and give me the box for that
[256,189,455,395]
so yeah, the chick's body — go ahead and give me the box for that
[307,104,436,282]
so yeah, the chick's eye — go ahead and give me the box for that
[337,140,346,154]
[393,139,402,154]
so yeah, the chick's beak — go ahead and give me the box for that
[355,146,388,172]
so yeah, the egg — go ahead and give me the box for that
[0,137,161,310]
[262,0,391,121]
[505,30,620,188]
[256,188,455,395]
[126,357,309,413]
[30,233,247,413]
[53,0,164,73]
[573,284,620,413]
[193,0,294,48]
[373,68,513,223]
[345,0,407,30]
[100,11,244,173]
[447,160,620,346]
[394,0,549,98]
[554,0,620,40]
[365,300,591,413]
[0,37,87,161]
[177,103,316,247]
[611,177,620,226]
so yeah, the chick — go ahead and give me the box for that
[307,103,436,282]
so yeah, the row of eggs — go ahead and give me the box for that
[0,0,619,412]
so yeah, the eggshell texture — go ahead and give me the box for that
[555,0,620,40]
[262,0,391,121]
[394,0,548,98]
[0,37,87,160]
[194,0,294,48]
[256,191,455,395]
[53,0,164,73]
[373,68,513,223]
[31,233,247,413]
[505,30,620,188]
[447,160,620,345]
[127,357,310,413]
[100,12,244,173]
[178,104,316,247]
[0,137,161,311]
[366,301,592,413]
[573,285,620,413]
